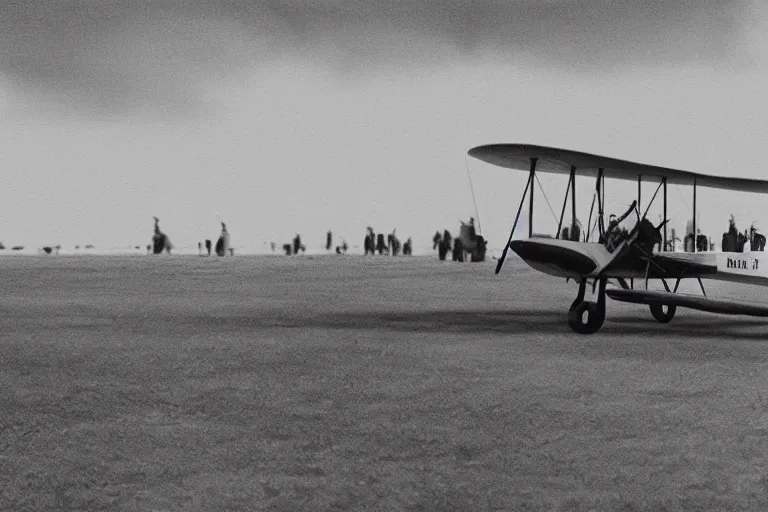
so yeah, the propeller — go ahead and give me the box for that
[599,198,668,282]
[629,214,669,278]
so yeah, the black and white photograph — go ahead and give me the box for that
[3,0,768,509]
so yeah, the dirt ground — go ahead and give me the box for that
[2,254,768,510]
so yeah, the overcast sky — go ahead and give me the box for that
[3,0,768,253]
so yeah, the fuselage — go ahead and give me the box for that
[509,237,768,287]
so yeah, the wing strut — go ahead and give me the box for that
[529,161,535,237]
[693,177,697,253]
[642,180,663,219]
[586,192,596,242]
[586,167,605,242]
[597,168,605,239]
[601,171,606,235]
[662,177,667,251]
[555,165,576,238]
[556,167,574,239]
[698,277,706,297]
[572,169,577,238]
[495,158,537,274]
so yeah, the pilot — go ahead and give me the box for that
[603,201,637,252]
[599,214,618,244]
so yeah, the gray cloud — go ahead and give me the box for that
[0,0,757,117]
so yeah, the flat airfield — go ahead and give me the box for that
[3,254,768,510]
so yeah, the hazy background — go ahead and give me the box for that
[2,0,768,254]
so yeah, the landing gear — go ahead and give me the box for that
[649,303,676,323]
[568,278,606,334]
[648,278,677,323]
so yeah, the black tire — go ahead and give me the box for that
[568,301,605,334]
[650,303,676,323]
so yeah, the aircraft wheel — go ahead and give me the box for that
[568,301,605,334]
[650,303,676,323]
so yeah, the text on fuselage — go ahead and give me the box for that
[727,257,758,270]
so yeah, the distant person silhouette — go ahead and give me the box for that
[433,231,441,250]
[403,237,412,255]
[293,234,301,255]
[364,227,375,255]
[376,234,386,255]
[152,217,172,254]
[215,222,229,256]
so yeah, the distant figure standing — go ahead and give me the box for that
[364,227,375,255]
[215,222,230,256]
[152,217,172,254]
[205,239,212,256]
[293,234,302,255]
[452,237,464,262]
[376,234,386,255]
[388,229,400,256]
[403,237,412,255]
[152,217,163,254]
[438,230,452,261]
[326,230,333,251]
[433,231,441,250]
[750,223,766,251]
[696,229,708,252]
[198,242,203,256]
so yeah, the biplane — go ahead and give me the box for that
[468,143,768,334]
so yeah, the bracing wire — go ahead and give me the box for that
[589,212,600,242]
[534,173,559,228]
[642,180,664,220]
[586,190,596,241]
[673,184,689,211]
[464,154,483,235]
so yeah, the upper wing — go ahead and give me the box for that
[468,144,768,193]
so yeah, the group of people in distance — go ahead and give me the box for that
[280,234,307,255]
[433,218,487,262]
[197,222,232,256]
[147,220,417,257]
[721,215,766,252]
[149,217,232,256]
[326,231,349,254]
[143,214,763,257]
[363,227,412,256]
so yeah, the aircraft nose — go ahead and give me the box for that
[509,240,597,275]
